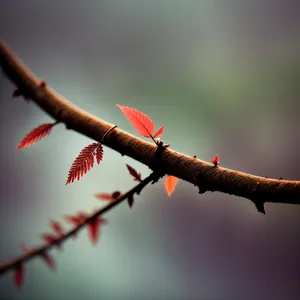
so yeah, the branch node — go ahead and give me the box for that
[39,81,46,88]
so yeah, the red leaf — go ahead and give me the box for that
[94,193,114,201]
[63,214,82,239]
[40,233,62,250]
[165,175,179,197]
[66,143,103,184]
[95,191,120,201]
[14,264,24,288]
[17,123,55,149]
[49,220,64,236]
[128,194,134,208]
[77,211,89,222]
[41,252,56,270]
[116,104,155,138]
[153,126,165,138]
[126,164,142,182]
[87,216,106,245]
[64,215,81,226]
[211,154,219,166]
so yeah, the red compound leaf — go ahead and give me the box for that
[17,123,55,149]
[66,143,103,184]
[153,126,165,138]
[128,194,134,208]
[126,164,142,182]
[49,220,64,236]
[165,175,179,197]
[95,144,104,164]
[116,104,155,138]
[211,154,220,166]
[14,263,24,288]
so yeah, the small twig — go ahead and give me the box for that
[0,171,159,276]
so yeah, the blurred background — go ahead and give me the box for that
[0,0,299,299]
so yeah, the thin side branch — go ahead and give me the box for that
[0,172,159,276]
[0,40,299,206]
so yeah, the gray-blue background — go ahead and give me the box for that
[0,1,299,299]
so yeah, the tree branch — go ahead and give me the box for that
[0,40,299,207]
[0,171,159,276]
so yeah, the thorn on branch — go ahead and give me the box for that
[12,88,30,102]
[39,81,46,88]
[12,88,21,97]
[253,201,266,215]
[198,185,207,194]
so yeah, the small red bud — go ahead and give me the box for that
[211,155,219,166]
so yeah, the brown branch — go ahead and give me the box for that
[0,172,159,276]
[0,40,299,207]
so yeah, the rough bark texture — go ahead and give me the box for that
[0,40,299,208]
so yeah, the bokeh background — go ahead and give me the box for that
[0,1,299,299]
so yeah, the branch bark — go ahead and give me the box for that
[0,40,299,208]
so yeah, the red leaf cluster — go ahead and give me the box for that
[66,143,103,184]
[64,211,107,245]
